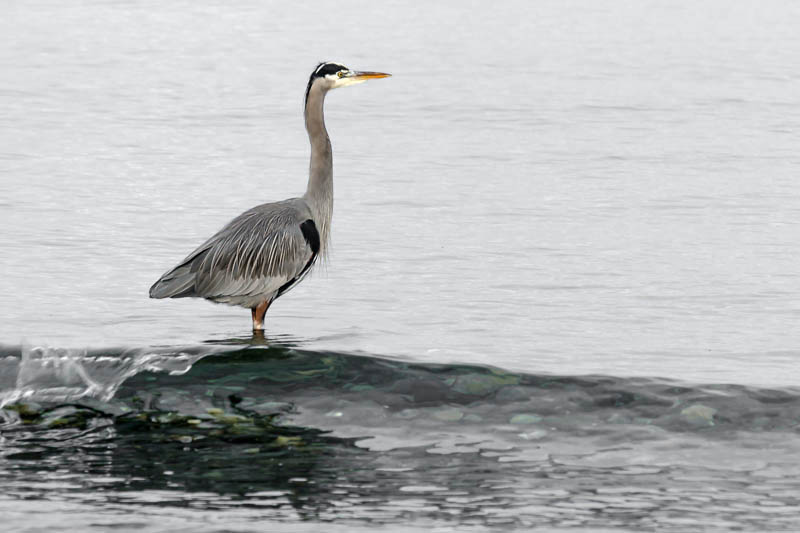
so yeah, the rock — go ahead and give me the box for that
[41,405,101,429]
[251,401,293,415]
[510,413,542,425]
[680,404,717,426]
[346,384,374,392]
[495,386,530,403]
[390,378,451,404]
[4,402,43,421]
[519,429,548,440]
[450,372,519,397]
[273,435,303,447]
[432,407,464,422]
[607,413,632,424]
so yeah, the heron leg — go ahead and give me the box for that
[251,301,270,331]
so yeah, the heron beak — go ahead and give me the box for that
[349,71,392,81]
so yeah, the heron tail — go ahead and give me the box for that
[149,248,211,299]
[149,267,197,299]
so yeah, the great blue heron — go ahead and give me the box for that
[149,62,390,330]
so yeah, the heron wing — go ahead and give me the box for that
[150,199,319,302]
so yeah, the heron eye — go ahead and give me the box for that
[337,71,345,78]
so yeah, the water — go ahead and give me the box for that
[1,0,799,530]
[4,344,800,531]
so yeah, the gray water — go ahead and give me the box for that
[2,1,800,531]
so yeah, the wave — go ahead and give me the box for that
[2,341,799,436]
[3,342,800,531]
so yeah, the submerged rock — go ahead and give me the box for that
[432,407,464,422]
[680,404,717,426]
[273,435,303,447]
[240,400,294,415]
[495,386,530,403]
[518,429,548,440]
[41,405,105,429]
[395,408,419,419]
[606,413,632,424]
[509,414,542,425]
[449,372,520,397]
[3,402,44,422]
[390,378,452,404]
[345,384,375,393]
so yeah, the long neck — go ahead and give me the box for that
[303,83,333,254]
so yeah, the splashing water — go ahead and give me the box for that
[0,344,209,407]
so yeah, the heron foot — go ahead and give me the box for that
[251,301,270,331]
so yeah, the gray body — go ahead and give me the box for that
[149,62,388,328]
[149,197,318,308]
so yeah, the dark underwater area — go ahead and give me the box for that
[2,342,800,531]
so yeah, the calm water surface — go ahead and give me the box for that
[1,0,800,531]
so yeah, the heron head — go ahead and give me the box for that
[305,62,390,102]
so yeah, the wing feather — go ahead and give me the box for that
[149,199,318,305]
